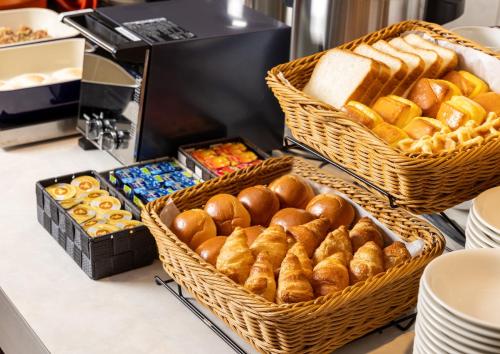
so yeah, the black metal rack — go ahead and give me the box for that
[282,136,466,247]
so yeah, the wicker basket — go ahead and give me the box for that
[142,156,445,354]
[266,20,500,214]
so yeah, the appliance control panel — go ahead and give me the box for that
[82,113,131,152]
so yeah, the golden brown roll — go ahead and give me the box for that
[243,225,265,247]
[349,217,384,252]
[407,78,461,117]
[349,241,384,284]
[473,92,500,115]
[372,95,422,128]
[402,117,449,140]
[195,236,227,266]
[269,174,315,209]
[277,253,314,304]
[288,218,330,257]
[216,227,254,284]
[313,226,352,265]
[204,194,251,236]
[269,208,315,232]
[312,252,349,297]
[437,95,487,130]
[306,194,355,230]
[383,241,411,270]
[288,242,313,281]
[372,122,410,147]
[244,251,276,302]
[237,185,280,226]
[442,70,489,98]
[171,209,217,249]
[250,225,288,274]
[342,101,384,129]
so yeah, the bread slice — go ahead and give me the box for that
[389,37,442,79]
[354,43,408,97]
[404,34,458,76]
[303,49,380,109]
[373,40,425,95]
[358,59,392,105]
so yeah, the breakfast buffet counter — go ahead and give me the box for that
[0,137,464,354]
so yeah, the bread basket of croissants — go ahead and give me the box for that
[142,156,445,354]
[267,20,500,214]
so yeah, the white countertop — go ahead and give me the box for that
[0,137,465,354]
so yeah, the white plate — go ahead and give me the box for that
[464,229,484,250]
[422,249,500,330]
[467,223,498,248]
[419,295,500,352]
[473,186,500,234]
[470,209,500,241]
[466,226,494,249]
[415,318,453,353]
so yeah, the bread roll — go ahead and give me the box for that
[238,185,279,226]
[442,70,489,98]
[342,101,384,129]
[383,241,411,270]
[403,117,449,140]
[195,236,227,266]
[349,217,384,252]
[204,194,251,236]
[269,175,315,209]
[437,95,487,130]
[349,241,384,284]
[372,95,422,128]
[171,209,217,249]
[216,227,254,284]
[312,252,349,297]
[250,225,288,274]
[372,122,410,147]
[277,253,314,304]
[306,194,355,230]
[473,92,500,115]
[288,218,330,257]
[243,225,265,246]
[269,208,315,232]
[407,78,461,117]
[244,251,276,302]
[288,242,313,281]
[313,226,352,265]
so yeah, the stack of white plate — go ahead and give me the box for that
[466,186,500,249]
[414,249,500,354]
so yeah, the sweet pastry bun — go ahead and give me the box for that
[312,252,349,297]
[195,236,227,266]
[305,194,355,230]
[437,95,487,130]
[204,194,251,236]
[216,227,254,284]
[349,217,384,252]
[473,92,500,115]
[342,101,384,129]
[237,185,279,226]
[243,225,265,246]
[372,122,409,147]
[372,95,422,128]
[269,175,315,209]
[403,117,449,139]
[407,78,461,117]
[171,209,217,249]
[349,241,384,284]
[269,208,315,232]
[383,241,411,270]
[442,70,489,98]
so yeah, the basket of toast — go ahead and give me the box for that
[267,20,500,214]
[142,156,445,353]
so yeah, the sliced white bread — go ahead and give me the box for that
[354,43,408,97]
[404,34,458,76]
[372,40,425,95]
[358,59,392,105]
[303,49,380,109]
[389,37,442,79]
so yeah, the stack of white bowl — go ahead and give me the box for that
[466,186,500,249]
[414,249,500,354]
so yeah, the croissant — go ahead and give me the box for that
[383,241,411,270]
[349,241,384,284]
[288,242,313,281]
[288,218,330,257]
[312,225,352,265]
[250,225,288,274]
[216,227,255,284]
[312,252,349,297]
[244,251,276,302]
[349,217,384,252]
[277,252,314,304]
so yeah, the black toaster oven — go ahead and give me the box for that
[61,0,290,165]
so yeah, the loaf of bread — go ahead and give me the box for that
[389,37,442,79]
[195,236,227,266]
[269,207,315,232]
[313,225,352,265]
[383,241,411,270]
[288,218,330,257]
[349,217,384,252]
[250,225,288,274]
[349,241,384,284]
[244,251,276,302]
[205,194,251,236]
[277,252,314,304]
[171,209,217,249]
[312,252,349,296]
[269,174,315,209]
[306,194,355,230]
[238,185,279,226]
[216,227,254,284]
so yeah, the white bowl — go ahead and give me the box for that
[467,221,499,248]
[422,249,500,330]
[470,207,500,241]
[473,186,500,234]
[451,26,500,52]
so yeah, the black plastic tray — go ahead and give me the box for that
[36,170,156,280]
[177,137,269,180]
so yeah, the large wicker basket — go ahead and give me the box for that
[266,20,500,214]
[142,157,445,354]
